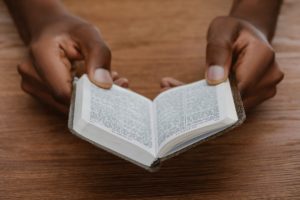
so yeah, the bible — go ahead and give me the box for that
[68,75,245,171]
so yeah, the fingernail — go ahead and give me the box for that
[93,69,113,89]
[207,65,225,84]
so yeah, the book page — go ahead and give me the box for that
[86,81,154,150]
[154,80,221,148]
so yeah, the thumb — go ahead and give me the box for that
[205,17,239,85]
[205,41,232,85]
[74,25,113,89]
[84,43,113,89]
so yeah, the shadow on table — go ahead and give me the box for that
[69,125,249,199]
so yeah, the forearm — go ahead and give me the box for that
[230,0,283,41]
[4,0,68,44]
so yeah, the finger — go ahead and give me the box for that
[234,38,276,96]
[72,62,120,81]
[59,37,83,61]
[159,77,185,93]
[160,87,171,93]
[30,40,73,104]
[72,25,113,89]
[242,61,284,97]
[18,60,69,114]
[206,17,237,85]
[111,71,120,81]
[73,60,86,77]
[160,77,185,88]
[20,75,69,115]
[18,59,44,84]
[206,43,232,85]
[18,58,70,114]
[114,77,129,88]
[243,87,277,112]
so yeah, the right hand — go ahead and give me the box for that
[160,16,284,111]
[18,14,129,115]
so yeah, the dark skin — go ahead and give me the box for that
[162,0,284,111]
[5,0,129,114]
[5,0,284,114]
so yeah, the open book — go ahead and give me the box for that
[68,75,245,171]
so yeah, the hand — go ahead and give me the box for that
[18,14,129,115]
[161,16,284,111]
[18,59,129,115]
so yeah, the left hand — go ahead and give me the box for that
[18,59,129,115]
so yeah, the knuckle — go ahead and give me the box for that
[90,24,101,34]
[73,22,102,39]
[267,48,276,62]
[275,70,285,84]
[267,88,277,99]
[82,22,98,31]
[238,79,254,95]
[17,61,34,78]
[17,63,26,76]
[210,16,230,27]
[20,80,30,93]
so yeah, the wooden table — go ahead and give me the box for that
[1,0,300,199]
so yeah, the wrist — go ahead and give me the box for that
[229,13,270,41]
[229,0,282,42]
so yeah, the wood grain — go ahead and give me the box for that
[0,0,300,199]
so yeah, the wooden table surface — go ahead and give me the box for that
[1,0,300,199]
